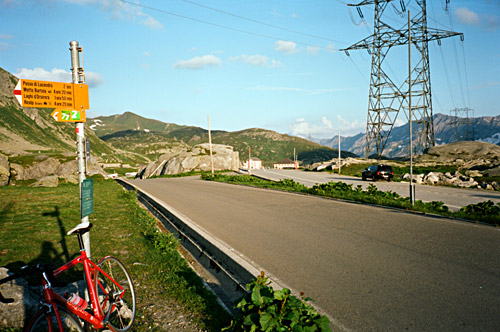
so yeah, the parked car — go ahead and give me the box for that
[362,164,394,181]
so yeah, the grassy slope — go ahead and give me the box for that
[0,180,230,331]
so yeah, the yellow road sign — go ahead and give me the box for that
[13,79,89,111]
[51,109,87,123]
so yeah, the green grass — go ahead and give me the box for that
[0,180,231,331]
[201,173,500,226]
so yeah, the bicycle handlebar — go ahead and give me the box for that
[0,269,23,303]
[0,264,55,304]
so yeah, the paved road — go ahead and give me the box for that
[128,176,500,332]
[250,169,500,211]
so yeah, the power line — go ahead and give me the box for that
[180,0,345,44]
[118,0,345,51]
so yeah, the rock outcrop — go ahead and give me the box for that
[0,267,85,329]
[0,153,9,185]
[138,143,240,178]
[1,155,108,187]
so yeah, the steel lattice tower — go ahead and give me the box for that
[341,0,462,159]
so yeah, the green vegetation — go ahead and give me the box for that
[329,162,458,182]
[224,272,331,332]
[0,105,74,152]
[201,173,500,226]
[0,180,230,331]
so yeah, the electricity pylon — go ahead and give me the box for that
[341,0,462,159]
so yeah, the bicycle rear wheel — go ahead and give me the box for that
[25,306,84,332]
[94,256,136,332]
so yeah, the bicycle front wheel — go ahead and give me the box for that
[94,256,136,332]
[25,306,84,332]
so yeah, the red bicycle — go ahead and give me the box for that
[0,222,136,332]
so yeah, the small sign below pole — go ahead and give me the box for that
[81,178,94,218]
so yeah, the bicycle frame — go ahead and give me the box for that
[38,241,125,331]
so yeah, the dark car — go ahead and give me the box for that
[362,164,394,181]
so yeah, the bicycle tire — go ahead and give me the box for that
[25,306,84,332]
[94,256,136,332]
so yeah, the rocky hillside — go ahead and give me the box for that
[319,113,500,158]
[0,68,119,159]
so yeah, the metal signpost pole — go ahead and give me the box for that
[70,41,91,257]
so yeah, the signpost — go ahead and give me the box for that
[50,109,86,122]
[12,41,92,258]
[13,79,89,114]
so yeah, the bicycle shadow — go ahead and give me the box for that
[1,206,83,328]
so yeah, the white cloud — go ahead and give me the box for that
[321,116,333,128]
[325,43,336,54]
[229,54,283,68]
[289,115,366,138]
[139,12,163,29]
[15,67,104,88]
[455,7,480,25]
[173,55,222,70]
[61,0,164,29]
[274,40,299,55]
[307,46,320,55]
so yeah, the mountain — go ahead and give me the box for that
[89,113,357,166]
[319,113,500,158]
[89,111,186,137]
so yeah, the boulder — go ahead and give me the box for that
[10,164,24,181]
[56,160,78,177]
[0,267,86,329]
[492,181,500,191]
[424,172,441,185]
[31,175,59,187]
[0,153,9,186]
[23,157,60,180]
[139,144,240,178]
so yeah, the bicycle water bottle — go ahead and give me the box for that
[65,292,88,310]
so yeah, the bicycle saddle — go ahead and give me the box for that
[67,222,93,236]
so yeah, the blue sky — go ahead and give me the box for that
[1,0,499,138]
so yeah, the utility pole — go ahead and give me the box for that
[340,0,462,159]
[70,41,91,258]
[408,12,415,206]
[207,114,214,176]
[338,131,341,175]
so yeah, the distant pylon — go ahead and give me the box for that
[341,0,462,159]
[450,107,474,142]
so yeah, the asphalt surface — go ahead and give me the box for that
[128,176,500,332]
[250,168,500,211]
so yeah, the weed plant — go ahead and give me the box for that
[223,272,331,332]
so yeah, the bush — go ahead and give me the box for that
[460,200,500,215]
[224,272,331,332]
